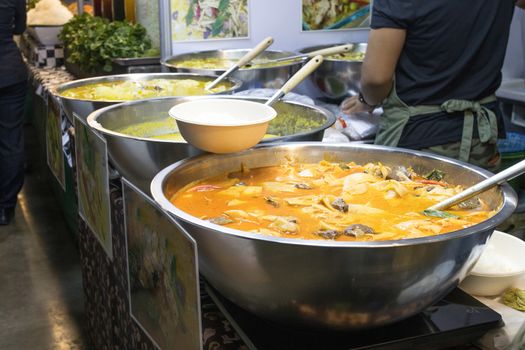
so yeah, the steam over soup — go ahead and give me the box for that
[59,79,233,101]
[170,161,495,241]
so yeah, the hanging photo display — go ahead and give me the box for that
[123,179,201,350]
[74,113,112,259]
[46,95,66,190]
[171,0,249,41]
[302,0,371,31]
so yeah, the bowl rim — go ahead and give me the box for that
[169,99,277,126]
[150,142,518,248]
[469,230,525,277]
[86,96,335,144]
[27,24,64,28]
[54,72,243,103]
[161,49,304,72]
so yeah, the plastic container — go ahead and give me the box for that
[135,0,159,49]
[460,231,525,296]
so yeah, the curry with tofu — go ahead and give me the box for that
[170,161,495,241]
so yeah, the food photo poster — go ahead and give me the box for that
[170,0,249,42]
[123,179,201,350]
[46,95,66,190]
[74,114,112,259]
[302,0,371,31]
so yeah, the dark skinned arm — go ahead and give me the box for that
[517,0,525,9]
[341,28,406,114]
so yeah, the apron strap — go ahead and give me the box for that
[439,97,498,162]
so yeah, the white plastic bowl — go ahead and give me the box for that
[26,25,63,46]
[460,230,525,296]
[169,99,277,154]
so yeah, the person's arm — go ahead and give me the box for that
[360,28,406,105]
[340,28,406,114]
[517,0,525,9]
[14,0,27,35]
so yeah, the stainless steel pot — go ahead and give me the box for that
[55,73,242,123]
[161,49,303,90]
[87,97,335,194]
[150,143,517,330]
[299,43,366,102]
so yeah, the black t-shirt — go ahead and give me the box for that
[0,0,27,88]
[371,0,515,149]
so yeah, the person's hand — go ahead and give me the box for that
[340,95,374,115]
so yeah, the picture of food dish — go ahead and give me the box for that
[114,111,325,140]
[46,96,65,189]
[60,79,233,101]
[74,116,112,258]
[124,180,200,350]
[302,0,371,31]
[171,0,248,41]
[170,161,494,241]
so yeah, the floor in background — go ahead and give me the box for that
[0,125,87,349]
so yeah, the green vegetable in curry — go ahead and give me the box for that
[502,288,525,311]
[114,111,325,141]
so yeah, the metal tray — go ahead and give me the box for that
[111,57,161,66]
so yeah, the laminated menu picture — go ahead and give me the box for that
[302,0,371,31]
[171,0,249,41]
[46,95,65,190]
[74,113,112,259]
[123,179,201,350]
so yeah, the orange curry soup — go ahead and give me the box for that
[170,161,495,241]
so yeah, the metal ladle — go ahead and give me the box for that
[427,158,525,211]
[268,43,354,63]
[205,36,274,91]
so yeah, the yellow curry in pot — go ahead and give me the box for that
[60,79,233,101]
[170,161,494,241]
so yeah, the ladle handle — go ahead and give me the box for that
[237,36,274,67]
[265,55,324,106]
[206,36,274,90]
[428,158,525,211]
[306,44,354,58]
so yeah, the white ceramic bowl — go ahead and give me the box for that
[26,25,63,46]
[460,230,525,296]
[169,99,277,154]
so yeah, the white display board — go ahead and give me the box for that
[168,0,369,55]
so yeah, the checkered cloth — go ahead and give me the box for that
[21,33,64,68]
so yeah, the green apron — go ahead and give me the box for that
[374,84,498,163]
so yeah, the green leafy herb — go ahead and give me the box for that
[59,14,153,73]
[425,169,445,182]
[423,209,460,219]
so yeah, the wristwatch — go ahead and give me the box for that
[358,91,376,108]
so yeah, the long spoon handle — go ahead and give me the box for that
[206,36,274,90]
[428,158,525,211]
[265,55,324,106]
[305,44,354,58]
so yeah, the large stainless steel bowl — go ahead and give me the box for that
[151,143,517,330]
[55,73,242,123]
[161,49,303,90]
[87,97,335,193]
[300,43,367,102]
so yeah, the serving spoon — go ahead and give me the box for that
[267,43,354,64]
[205,36,274,91]
[425,158,525,213]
